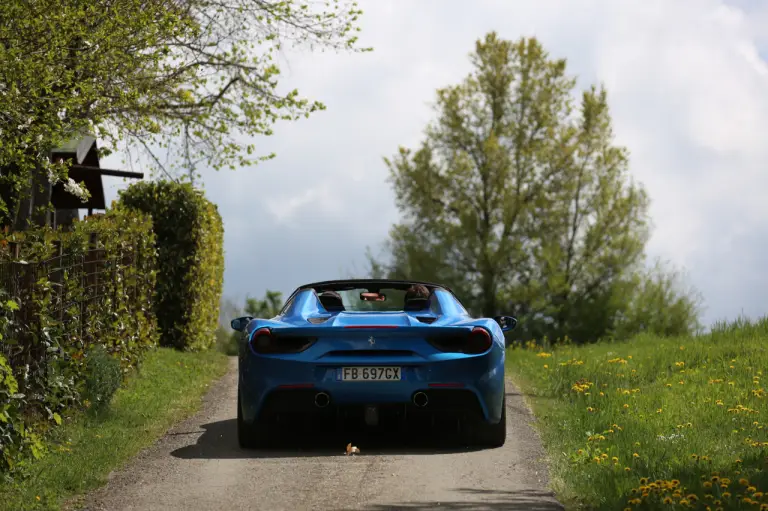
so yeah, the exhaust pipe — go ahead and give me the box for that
[412,391,429,408]
[314,392,330,408]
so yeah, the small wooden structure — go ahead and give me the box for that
[50,134,144,228]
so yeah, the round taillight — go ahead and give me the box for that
[466,327,492,354]
[249,327,272,353]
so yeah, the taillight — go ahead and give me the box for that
[249,328,316,355]
[427,327,493,355]
[466,327,492,354]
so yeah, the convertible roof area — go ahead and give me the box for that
[296,279,453,294]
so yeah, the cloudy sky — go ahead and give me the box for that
[101,0,768,328]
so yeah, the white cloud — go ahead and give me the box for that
[101,0,768,326]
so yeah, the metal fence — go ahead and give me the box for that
[0,235,143,376]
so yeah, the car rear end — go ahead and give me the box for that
[238,314,506,436]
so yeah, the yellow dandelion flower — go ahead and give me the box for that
[633,452,639,458]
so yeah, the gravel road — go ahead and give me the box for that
[81,357,563,511]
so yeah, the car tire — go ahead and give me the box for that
[470,396,507,448]
[237,388,267,449]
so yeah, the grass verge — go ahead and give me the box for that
[0,347,229,511]
[506,317,768,511]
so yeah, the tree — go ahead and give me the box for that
[610,259,703,340]
[0,0,368,228]
[373,33,700,342]
[244,290,283,319]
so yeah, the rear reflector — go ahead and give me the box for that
[277,383,315,389]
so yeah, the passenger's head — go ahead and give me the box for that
[404,284,430,301]
[318,290,344,311]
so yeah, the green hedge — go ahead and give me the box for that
[0,205,158,477]
[118,181,224,351]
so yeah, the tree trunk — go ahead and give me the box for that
[12,160,51,230]
[481,271,497,318]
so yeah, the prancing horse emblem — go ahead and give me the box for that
[368,336,376,347]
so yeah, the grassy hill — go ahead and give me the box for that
[506,317,768,511]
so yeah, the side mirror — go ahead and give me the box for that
[494,315,517,333]
[230,316,254,332]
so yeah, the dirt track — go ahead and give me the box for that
[81,357,563,511]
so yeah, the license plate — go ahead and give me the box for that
[337,366,403,382]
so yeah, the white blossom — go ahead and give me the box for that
[63,178,90,202]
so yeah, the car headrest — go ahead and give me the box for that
[404,297,430,312]
[318,292,345,312]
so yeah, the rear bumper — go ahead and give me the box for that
[238,348,505,425]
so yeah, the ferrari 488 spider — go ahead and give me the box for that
[231,279,517,448]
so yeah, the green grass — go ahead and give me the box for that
[506,317,768,511]
[0,347,229,511]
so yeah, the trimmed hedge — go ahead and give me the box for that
[0,205,158,477]
[118,181,224,351]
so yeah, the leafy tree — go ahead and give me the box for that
[245,290,284,319]
[610,259,703,340]
[372,32,700,342]
[0,0,368,228]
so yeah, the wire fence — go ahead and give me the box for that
[0,235,145,383]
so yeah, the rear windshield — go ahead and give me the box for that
[335,288,410,312]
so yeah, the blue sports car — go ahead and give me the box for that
[230,279,517,448]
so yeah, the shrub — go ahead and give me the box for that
[215,325,240,356]
[0,351,43,478]
[117,181,225,351]
[0,205,157,479]
[83,345,122,411]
